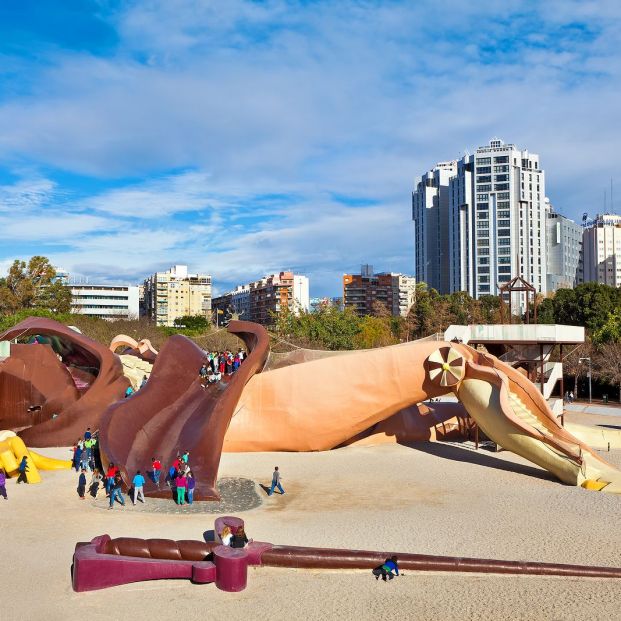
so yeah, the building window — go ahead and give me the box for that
[498,239,511,246]
[477,203,489,210]
[478,247,490,255]
[498,210,510,217]
[477,193,489,201]
[477,175,492,183]
[494,165,509,173]
[478,184,492,192]
[495,183,510,191]
[497,192,510,200]
[497,229,511,236]
[498,266,512,274]
[494,156,509,163]
[477,166,491,174]
[495,174,509,182]
[477,157,491,166]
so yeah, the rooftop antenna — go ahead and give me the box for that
[612,177,614,214]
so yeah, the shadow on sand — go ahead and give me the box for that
[402,441,557,483]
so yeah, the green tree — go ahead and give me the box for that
[592,309,621,345]
[173,315,209,331]
[536,297,556,324]
[0,256,71,313]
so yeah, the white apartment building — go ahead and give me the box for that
[70,285,140,320]
[143,265,212,327]
[545,200,583,291]
[412,161,457,293]
[581,214,621,286]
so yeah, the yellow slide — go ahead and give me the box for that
[0,430,71,483]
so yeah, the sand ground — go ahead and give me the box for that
[1,411,620,621]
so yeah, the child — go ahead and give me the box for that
[108,472,126,509]
[372,556,400,581]
[89,469,103,498]
[151,458,162,489]
[187,471,196,504]
[175,472,187,505]
[77,469,87,499]
[221,525,233,546]
[16,456,29,484]
[0,467,7,500]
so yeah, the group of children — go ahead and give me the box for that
[199,348,246,385]
[159,451,197,505]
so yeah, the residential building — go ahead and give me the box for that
[310,297,343,312]
[412,161,457,293]
[70,285,139,320]
[143,265,212,327]
[212,272,309,326]
[343,265,416,317]
[545,200,583,291]
[581,213,621,286]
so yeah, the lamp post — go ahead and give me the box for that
[578,357,592,404]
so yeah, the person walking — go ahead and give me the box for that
[89,469,103,498]
[187,471,196,505]
[175,472,187,505]
[132,470,146,505]
[77,469,87,499]
[16,456,29,484]
[108,472,125,509]
[0,468,7,500]
[151,458,162,489]
[268,466,285,496]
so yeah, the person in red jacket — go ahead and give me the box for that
[105,463,119,496]
[151,457,162,489]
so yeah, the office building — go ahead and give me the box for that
[70,285,140,320]
[412,161,457,293]
[143,265,212,327]
[545,201,583,291]
[581,214,621,287]
[212,272,309,326]
[415,139,548,311]
[343,265,416,317]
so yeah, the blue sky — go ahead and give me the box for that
[1,0,620,296]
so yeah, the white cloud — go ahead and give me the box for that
[1,1,621,293]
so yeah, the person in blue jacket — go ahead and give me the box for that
[16,456,29,484]
[372,556,400,581]
[132,470,146,505]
